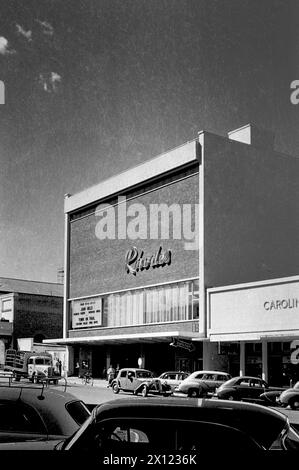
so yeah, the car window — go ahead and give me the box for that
[194,373,204,379]
[217,375,227,381]
[239,379,250,386]
[65,401,91,426]
[136,371,153,379]
[120,370,127,378]
[0,402,46,434]
[84,418,261,453]
[250,379,261,387]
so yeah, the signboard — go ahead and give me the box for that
[208,279,299,337]
[170,338,195,352]
[72,297,102,328]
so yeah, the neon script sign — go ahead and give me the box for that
[125,246,171,276]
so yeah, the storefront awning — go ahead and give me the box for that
[209,331,299,342]
[44,330,204,346]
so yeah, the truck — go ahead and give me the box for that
[4,349,60,384]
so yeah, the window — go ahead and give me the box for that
[136,371,153,379]
[120,370,127,378]
[239,379,250,386]
[87,418,261,453]
[0,402,46,434]
[65,401,90,426]
[106,279,199,328]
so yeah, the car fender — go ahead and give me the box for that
[217,387,236,397]
[259,390,281,404]
[135,381,149,393]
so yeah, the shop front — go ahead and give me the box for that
[207,276,299,385]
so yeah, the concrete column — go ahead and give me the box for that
[106,348,111,370]
[66,345,74,376]
[262,341,268,382]
[240,342,245,376]
[203,341,211,369]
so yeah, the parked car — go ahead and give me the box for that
[111,368,172,397]
[177,370,231,397]
[0,384,90,449]
[55,397,299,452]
[216,376,285,404]
[158,371,189,391]
[276,381,299,410]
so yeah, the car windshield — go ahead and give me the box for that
[35,357,51,365]
[136,371,153,379]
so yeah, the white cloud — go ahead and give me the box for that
[0,36,15,55]
[39,72,62,93]
[16,24,32,41]
[36,20,54,36]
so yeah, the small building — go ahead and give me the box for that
[0,277,63,365]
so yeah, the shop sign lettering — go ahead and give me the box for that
[264,298,299,311]
[170,338,195,352]
[125,246,171,276]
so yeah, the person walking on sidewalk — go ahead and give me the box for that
[107,365,116,388]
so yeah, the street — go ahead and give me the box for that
[60,378,299,427]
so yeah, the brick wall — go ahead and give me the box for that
[13,293,63,342]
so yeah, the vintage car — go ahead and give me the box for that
[55,397,299,452]
[216,376,285,404]
[158,371,189,391]
[275,381,299,409]
[177,370,231,397]
[111,368,172,397]
[0,384,90,449]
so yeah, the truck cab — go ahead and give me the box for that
[27,355,56,383]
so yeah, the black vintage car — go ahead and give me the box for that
[55,397,299,452]
[216,376,285,404]
[111,368,172,397]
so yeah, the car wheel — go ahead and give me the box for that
[188,388,199,398]
[289,397,299,410]
[112,383,120,394]
[141,385,148,397]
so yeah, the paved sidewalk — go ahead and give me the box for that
[66,376,109,388]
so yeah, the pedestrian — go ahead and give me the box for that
[57,359,62,376]
[107,365,116,388]
[75,361,80,378]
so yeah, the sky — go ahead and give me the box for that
[0,0,299,283]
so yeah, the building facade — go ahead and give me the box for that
[0,277,63,365]
[47,124,299,384]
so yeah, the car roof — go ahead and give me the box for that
[189,370,230,375]
[93,397,287,449]
[120,368,151,373]
[230,376,265,381]
[160,371,187,375]
[0,385,82,436]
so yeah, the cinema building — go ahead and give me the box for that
[47,124,299,384]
